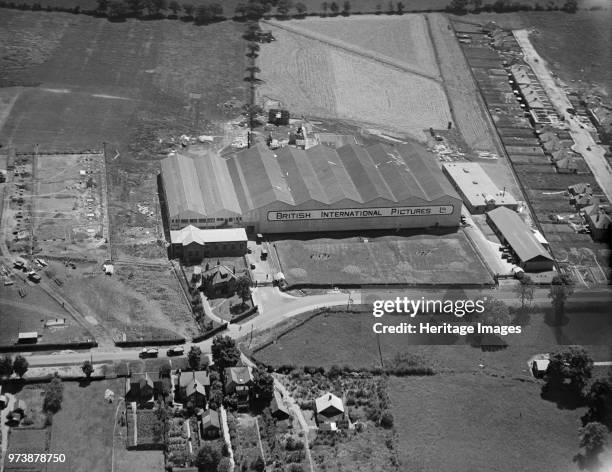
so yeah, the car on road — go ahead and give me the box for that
[139,347,159,358]
[166,346,184,356]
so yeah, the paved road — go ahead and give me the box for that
[23,287,361,366]
[514,29,612,201]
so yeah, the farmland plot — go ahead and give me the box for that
[258,18,452,141]
[266,15,440,79]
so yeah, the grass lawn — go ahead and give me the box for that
[253,305,612,375]
[274,232,492,286]
[46,379,122,472]
[4,429,48,472]
[390,374,583,472]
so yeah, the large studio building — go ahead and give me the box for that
[160,142,462,235]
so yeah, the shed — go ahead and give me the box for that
[531,359,550,378]
[486,207,554,272]
[200,409,221,438]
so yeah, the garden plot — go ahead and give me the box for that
[31,152,108,258]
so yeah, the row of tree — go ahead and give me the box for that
[447,0,579,14]
[0,354,29,378]
[542,347,611,467]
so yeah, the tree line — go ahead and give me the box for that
[447,0,580,14]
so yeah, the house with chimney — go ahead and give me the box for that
[582,199,612,241]
[225,366,253,408]
[176,370,210,408]
[125,373,167,408]
[315,392,346,429]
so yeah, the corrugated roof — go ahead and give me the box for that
[161,148,241,219]
[166,141,460,217]
[487,207,553,262]
[170,226,247,245]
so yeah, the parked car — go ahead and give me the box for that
[166,346,184,356]
[27,271,41,283]
[139,347,159,358]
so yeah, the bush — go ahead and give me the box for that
[380,411,394,429]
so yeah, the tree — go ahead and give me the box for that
[0,355,13,378]
[548,276,574,323]
[235,275,251,307]
[235,2,247,18]
[182,2,194,17]
[544,347,593,397]
[43,375,64,413]
[195,4,213,23]
[159,364,172,378]
[471,0,483,11]
[295,2,306,16]
[217,457,232,472]
[13,355,29,378]
[277,0,293,17]
[188,345,202,371]
[251,367,274,401]
[96,0,109,13]
[321,1,328,15]
[107,0,127,17]
[396,1,404,14]
[168,0,180,15]
[144,0,167,15]
[515,275,535,310]
[584,375,612,426]
[251,456,265,472]
[245,1,267,19]
[211,335,241,371]
[579,422,608,461]
[329,1,339,15]
[380,410,394,428]
[562,0,577,13]
[81,360,94,379]
[126,0,144,15]
[477,297,511,326]
[447,0,469,13]
[195,443,221,472]
[342,0,350,15]
[209,2,223,18]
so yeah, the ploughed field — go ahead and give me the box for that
[258,15,453,142]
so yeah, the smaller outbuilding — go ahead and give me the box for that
[169,226,247,263]
[200,409,221,439]
[531,359,550,379]
[270,390,291,420]
[486,207,554,272]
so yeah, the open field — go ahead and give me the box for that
[254,303,612,372]
[427,13,499,153]
[267,15,440,78]
[274,231,492,286]
[45,260,196,341]
[46,379,122,472]
[390,374,582,472]
[0,9,246,259]
[258,16,452,141]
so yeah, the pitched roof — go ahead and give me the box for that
[315,393,344,415]
[180,371,211,388]
[201,409,220,429]
[161,147,242,219]
[170,226,247,246]
[486,207,553,262]
[225,366,252,386]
